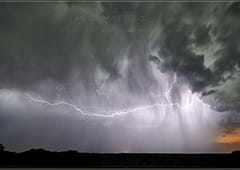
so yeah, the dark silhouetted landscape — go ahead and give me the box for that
[1,147,240,168]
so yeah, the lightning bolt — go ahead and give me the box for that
[25,73,194,119]
[151,73,177,102]
[26,93,183,118]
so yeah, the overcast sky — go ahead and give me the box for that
[0,2,240,153]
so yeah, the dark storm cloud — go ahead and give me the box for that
[212,2,240,77]
[0,3,128,91]
[100,2,218,93]
[145,3,222,93]
[117,2,240,114]
[207,2,240,112]
[153,24,214,92]
[0,2,239,108]
[142,2,240,113]
[100,2,216,94]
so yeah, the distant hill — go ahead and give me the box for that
[0,148,240,167]
[232,150,240,155]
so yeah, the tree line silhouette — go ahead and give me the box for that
[0,144,240,168]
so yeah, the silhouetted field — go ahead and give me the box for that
[0,149,240,167]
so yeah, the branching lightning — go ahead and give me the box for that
[26,93,183,118]
[25,73,197,118]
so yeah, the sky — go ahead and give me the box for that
[0,1,240,153]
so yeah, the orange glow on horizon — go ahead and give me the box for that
[215,128,240,144]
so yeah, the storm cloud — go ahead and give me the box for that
[0,2,240,152]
